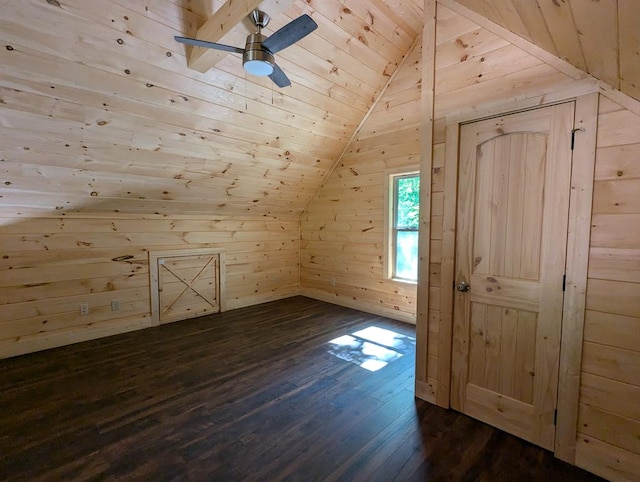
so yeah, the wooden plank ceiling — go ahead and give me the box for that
[2,0,639,219]
[0,0,423,217]
[456,0,640,103]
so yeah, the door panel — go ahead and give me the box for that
[472,133,547,280]
[451,103,574,450]
[467,302,538,402]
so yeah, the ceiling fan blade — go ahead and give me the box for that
[174,36,244,54]
[262,14,318,54]
[269,63,291,88]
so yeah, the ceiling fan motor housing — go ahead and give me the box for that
[243,33,275,76]
[174,9,317,86]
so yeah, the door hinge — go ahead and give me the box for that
[562,274,566,292]
[571,127,585,150]
[554,409,558,425]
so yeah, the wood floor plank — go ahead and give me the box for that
[0,296,602,481]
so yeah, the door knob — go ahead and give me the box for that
[456,281,470,292]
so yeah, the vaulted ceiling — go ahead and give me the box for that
[453,0,640,103]
[0,0,423,217]
[1,0,638,219]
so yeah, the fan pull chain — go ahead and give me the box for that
[244,69,248,111]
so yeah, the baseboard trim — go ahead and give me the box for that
[300,290,416,324]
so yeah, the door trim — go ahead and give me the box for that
[149,248,226,325]
[555,93,599,462]
[436,93,599,463]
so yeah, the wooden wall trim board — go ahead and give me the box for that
[415,379,436,401]
[555,93,599,464]
[0,314,156,360]
[414,0,437,404]
[297,214,301,293]
[599,82,640,120]
[302,291,416,324]
[435,122,458,408]
[444,77,600,126]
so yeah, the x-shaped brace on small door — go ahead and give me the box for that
[160,257,218,315]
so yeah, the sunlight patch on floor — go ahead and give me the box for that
[327,326,415,372]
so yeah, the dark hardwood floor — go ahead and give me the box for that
[0,296,603,481]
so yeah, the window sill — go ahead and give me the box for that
[391,278,418,285]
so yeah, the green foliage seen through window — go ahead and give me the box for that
[395,176,420,228]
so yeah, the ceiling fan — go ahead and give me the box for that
[175,10,318,88]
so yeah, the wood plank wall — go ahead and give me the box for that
[300,3,582,398]
[0,214,299,358]
[574,96,640,481]
[1,0,420,359]
[299,40,422,324]
[432,5,580,121]
[301,8,640,479]
[431,7,640,480]
[455,0,640,104]
[301,4,574,397]
[432,8,640,479]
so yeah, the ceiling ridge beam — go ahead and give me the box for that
[187,0,294,73]
[302,33,424,214]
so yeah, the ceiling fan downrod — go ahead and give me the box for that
[250,9,270,31]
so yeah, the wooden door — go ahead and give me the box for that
[451,103,575,450]
[150,250,221,324]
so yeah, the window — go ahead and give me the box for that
[387,172,420,282]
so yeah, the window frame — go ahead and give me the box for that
[384,169,420,283]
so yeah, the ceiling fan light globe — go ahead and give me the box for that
[244,59,274,76]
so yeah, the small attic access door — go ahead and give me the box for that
[149,248,225,325]
[450,103,575,451]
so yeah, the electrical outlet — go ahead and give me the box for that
[330,278,336,287]
[111,300,121,311]
[79,303,89,315]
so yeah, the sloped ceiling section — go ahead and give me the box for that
[455,0,640,103]
[0,0,423,217]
